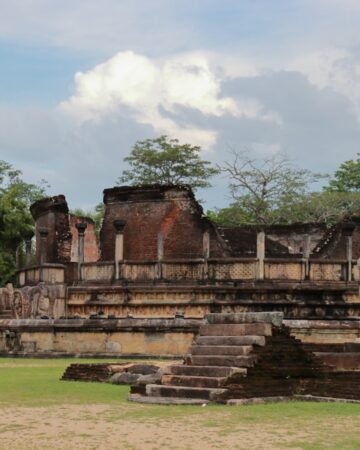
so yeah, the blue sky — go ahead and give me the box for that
[0,0,360,210]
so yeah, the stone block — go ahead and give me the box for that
[199,323,272,337]
[109,372,140,385]
[205,312,283,327]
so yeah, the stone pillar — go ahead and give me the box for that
[203,231,210,259]
[203,231,210,280]
[24,230,35,267]
[76,222,87,281]
[113,220,126,280]
[343,223,355,282]
[39,228,49,265]
[303,234,311,280]
[256,231,265,280]
[157,232,164,261]
[157,232,164,279]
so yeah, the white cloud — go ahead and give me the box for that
[288,48,360,120]
[60,50,282,149]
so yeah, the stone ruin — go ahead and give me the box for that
[0,184,360,402]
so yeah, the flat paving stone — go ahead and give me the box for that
[128,394,210,405]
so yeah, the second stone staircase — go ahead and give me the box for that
[130,312,296,404]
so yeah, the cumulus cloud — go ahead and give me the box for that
[288,48,360,120]
[60,51,280,149]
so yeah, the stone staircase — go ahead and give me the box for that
[129,312,321,404]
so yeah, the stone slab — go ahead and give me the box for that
[227,396,293,405]
[190,345,253,356]
[205,313,283,327]
[196,335,266,346]
[128,394,210,405]
[199,323,272,337]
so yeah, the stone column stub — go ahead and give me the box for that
[342,223,355,282]
[256,230,265,280]
[38,228,49,265]
[113,219,126,280]
[303,234,311,280]
[24,230,35,267]
[76,222,87,280]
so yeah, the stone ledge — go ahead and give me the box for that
[0,318,202,333]
[128,394,209,405]
[205,312,283,326]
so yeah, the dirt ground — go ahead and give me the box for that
[1,403,360,450]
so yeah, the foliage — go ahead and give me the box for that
[0,161,47,285]
[119,135,219,190]
[207,204,255,227]
[218,151,323,224]
[326,153,360,193]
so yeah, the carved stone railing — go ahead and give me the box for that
[80,262,114,282]
[72,258,360,283]
[17,264,66,287]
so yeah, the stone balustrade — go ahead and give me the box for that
[54,257,360,283]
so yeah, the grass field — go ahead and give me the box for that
[1,358,360,450]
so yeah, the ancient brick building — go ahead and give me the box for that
[0,184,359,379]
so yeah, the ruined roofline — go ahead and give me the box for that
[30,194,69,220]
[30,194,96,225]
[103,184,197,204]
[219,223,329,234]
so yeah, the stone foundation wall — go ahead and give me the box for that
[1,318,360,362]
[0,319,199,357]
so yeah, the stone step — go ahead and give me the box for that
[190,345,253,356]
[128,394,210,405]
[196,335,266,347]
[164,365,246,378]
[205,312,283,326]
[162,374,226,388]
[314,352,360,370]
[61,363,111,382]
[199,323,272,337]
[146,384,228,401]
[187,355,257,368]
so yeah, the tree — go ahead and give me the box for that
[218,151,323,224]
[326,153,360,193]
[119,135,219,190]
[0,161,47,285]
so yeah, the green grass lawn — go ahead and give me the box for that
[1,358,360,449]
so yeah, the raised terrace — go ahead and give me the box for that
[0,184,360,360]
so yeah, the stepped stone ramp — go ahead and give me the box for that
[129,312,328,404]
[300,342,360,372]
[61,363,114,382]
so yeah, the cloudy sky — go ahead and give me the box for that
[1,0,360,210]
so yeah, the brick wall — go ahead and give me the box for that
[100,185,228,261]
[31,195,99,264]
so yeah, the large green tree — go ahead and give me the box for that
[0,161,47,285]
[326,153,360,192]
[119,135,219,190]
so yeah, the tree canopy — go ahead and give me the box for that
[217,151,323,224]
[119,135,219,190]
[210,151,360,226]
[0,161,47,284]
[326,153,360,193]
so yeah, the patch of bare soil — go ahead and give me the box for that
[1,403,359,450]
